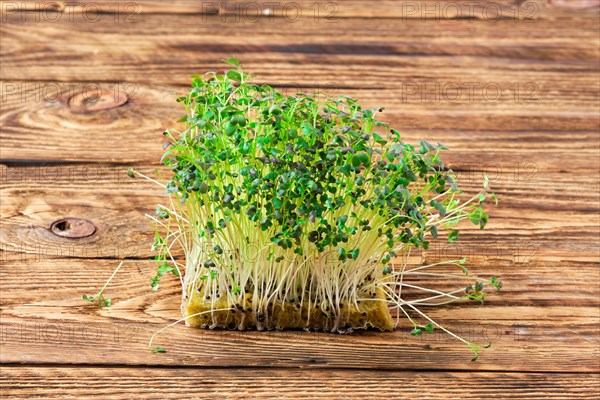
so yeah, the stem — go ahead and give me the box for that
[93,260,124,300]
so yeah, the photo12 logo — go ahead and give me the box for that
[399,1,541,22]
[0,164,134,184]
[200,1,339,22]
[419,240,540,264]
[1,2,142,23]
[400,81,539,104]
[1,81,140,105]
[449,162,540,185]
[0,322,143,345]
[1,241,141,263]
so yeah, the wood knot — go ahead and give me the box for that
[68,89,128,113]
[50,218,96,238]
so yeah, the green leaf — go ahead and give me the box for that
[150,346,167,353]
[351,152,369,167]
[198,182,209,194]
[423,322,435,333]
[434,201,446,217]
[156,264,179,277]
[225,121,236,136]
[157,264,172,275]
[337,215,348,226]
[226,69,242,81]
[491,276,503,291]
[373,132,387,145]
[429,226,438,239]
[222,57,240,67]
[269,105,283,115]
[469,343,480,362]
[448,230,460,243]
[418,139,437,153]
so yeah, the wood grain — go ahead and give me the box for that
[1,13,599,86]
[2,367,599,399]
[1,0,599,396]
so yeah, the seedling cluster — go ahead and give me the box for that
[86,59,501,360]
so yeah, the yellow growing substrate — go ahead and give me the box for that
[183,287,394,332]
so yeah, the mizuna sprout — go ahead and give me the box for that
[85,58,501,361]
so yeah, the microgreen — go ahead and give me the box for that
[150,346,167,353]
[410,322,434,336]
[82,293,111,309]
[88,59,502,361]
[151,263,180,291]
[82,261,124,309]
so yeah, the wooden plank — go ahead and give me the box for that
[0,307,597,371]
[3,0,595,19]
[1,82,599,163]
[1,249,598,307]
[1,14,598,85]
[1,163,598,259]
[0,254,598,371]
[1,162,598,268]
[1,367,599,399]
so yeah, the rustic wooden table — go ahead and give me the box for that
[1,1,599,398]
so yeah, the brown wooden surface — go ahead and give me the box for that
[1,0,599,398]
[2,368,600,399]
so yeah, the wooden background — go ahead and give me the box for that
[1,0,599,398]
